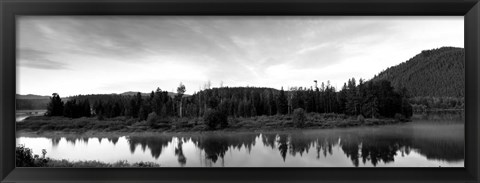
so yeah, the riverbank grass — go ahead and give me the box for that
[17,113,408,133]
[16,145,160,167]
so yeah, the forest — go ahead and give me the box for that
[43,78,412,129]
[373,47,465,111]
[374,47,464,98]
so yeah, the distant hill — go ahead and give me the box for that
[372,47,464,98]
[16,94,50,110]
[119,91,150,96]
[195,86,280,96]
[120,91,190,98]
[16,94,50,100]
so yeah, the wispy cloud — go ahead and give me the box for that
[18,48,68,70]
[17,16,464,96]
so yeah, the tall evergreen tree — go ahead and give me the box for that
[277,87,288,115]
[176,82,186,117]
[46,93,64,116]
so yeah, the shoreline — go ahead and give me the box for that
[16,114,408,137]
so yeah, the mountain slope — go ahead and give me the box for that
[372,47,464,98]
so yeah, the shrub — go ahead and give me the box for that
[394,113,407,122]
[357,114,365,122]
[133,161,161,167]
[16,145,49,167]
[337,114,347,120]
[16,145,35,167]
[324,113,337,120]
[402,102,414,118]
[191,124,208,131]
[146,112,159,127]
[46,159,160,167]
[126,118,137,126]
[293,108,306,128]
[97,113,105,121]
[203,109,228,130]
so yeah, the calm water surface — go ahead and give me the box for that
[16,110,46,122]
[16,112,464,167]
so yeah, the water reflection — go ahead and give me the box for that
[127,136,171,159]
[175,140,186,166]
[17,121,464,167]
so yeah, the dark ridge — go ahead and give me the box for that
[372,47,464,98]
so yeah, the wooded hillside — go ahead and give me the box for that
[373,47,464,98]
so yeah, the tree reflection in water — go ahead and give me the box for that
[175,139,186,166]
[277,134,288,161]
[127,136,171,159]
[191,133,257,163]
[316,137,335,159]
[45,123,464,167]
[51,137,61,147]
[107,137,119,145]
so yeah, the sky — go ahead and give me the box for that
[17,16,464,97]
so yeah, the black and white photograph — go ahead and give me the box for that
[15,16,465,167]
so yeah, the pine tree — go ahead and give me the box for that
[46,93,64,116]
[277,87,288,115]
[176,82,186,117]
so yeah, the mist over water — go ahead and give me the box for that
[16,111,464,167]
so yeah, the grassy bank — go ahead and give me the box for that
[44,159,160,167]
[16,145,159,167]
[17,113,408,134]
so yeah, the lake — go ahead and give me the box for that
[16,111,464,167]
[16,110,46,122]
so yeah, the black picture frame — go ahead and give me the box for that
[1,0,479,182]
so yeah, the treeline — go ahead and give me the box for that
[45,85,185,121]
[46,79,412,121]
[63,99,92,118]
[409,96,464,112]
[180,78,411,119]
